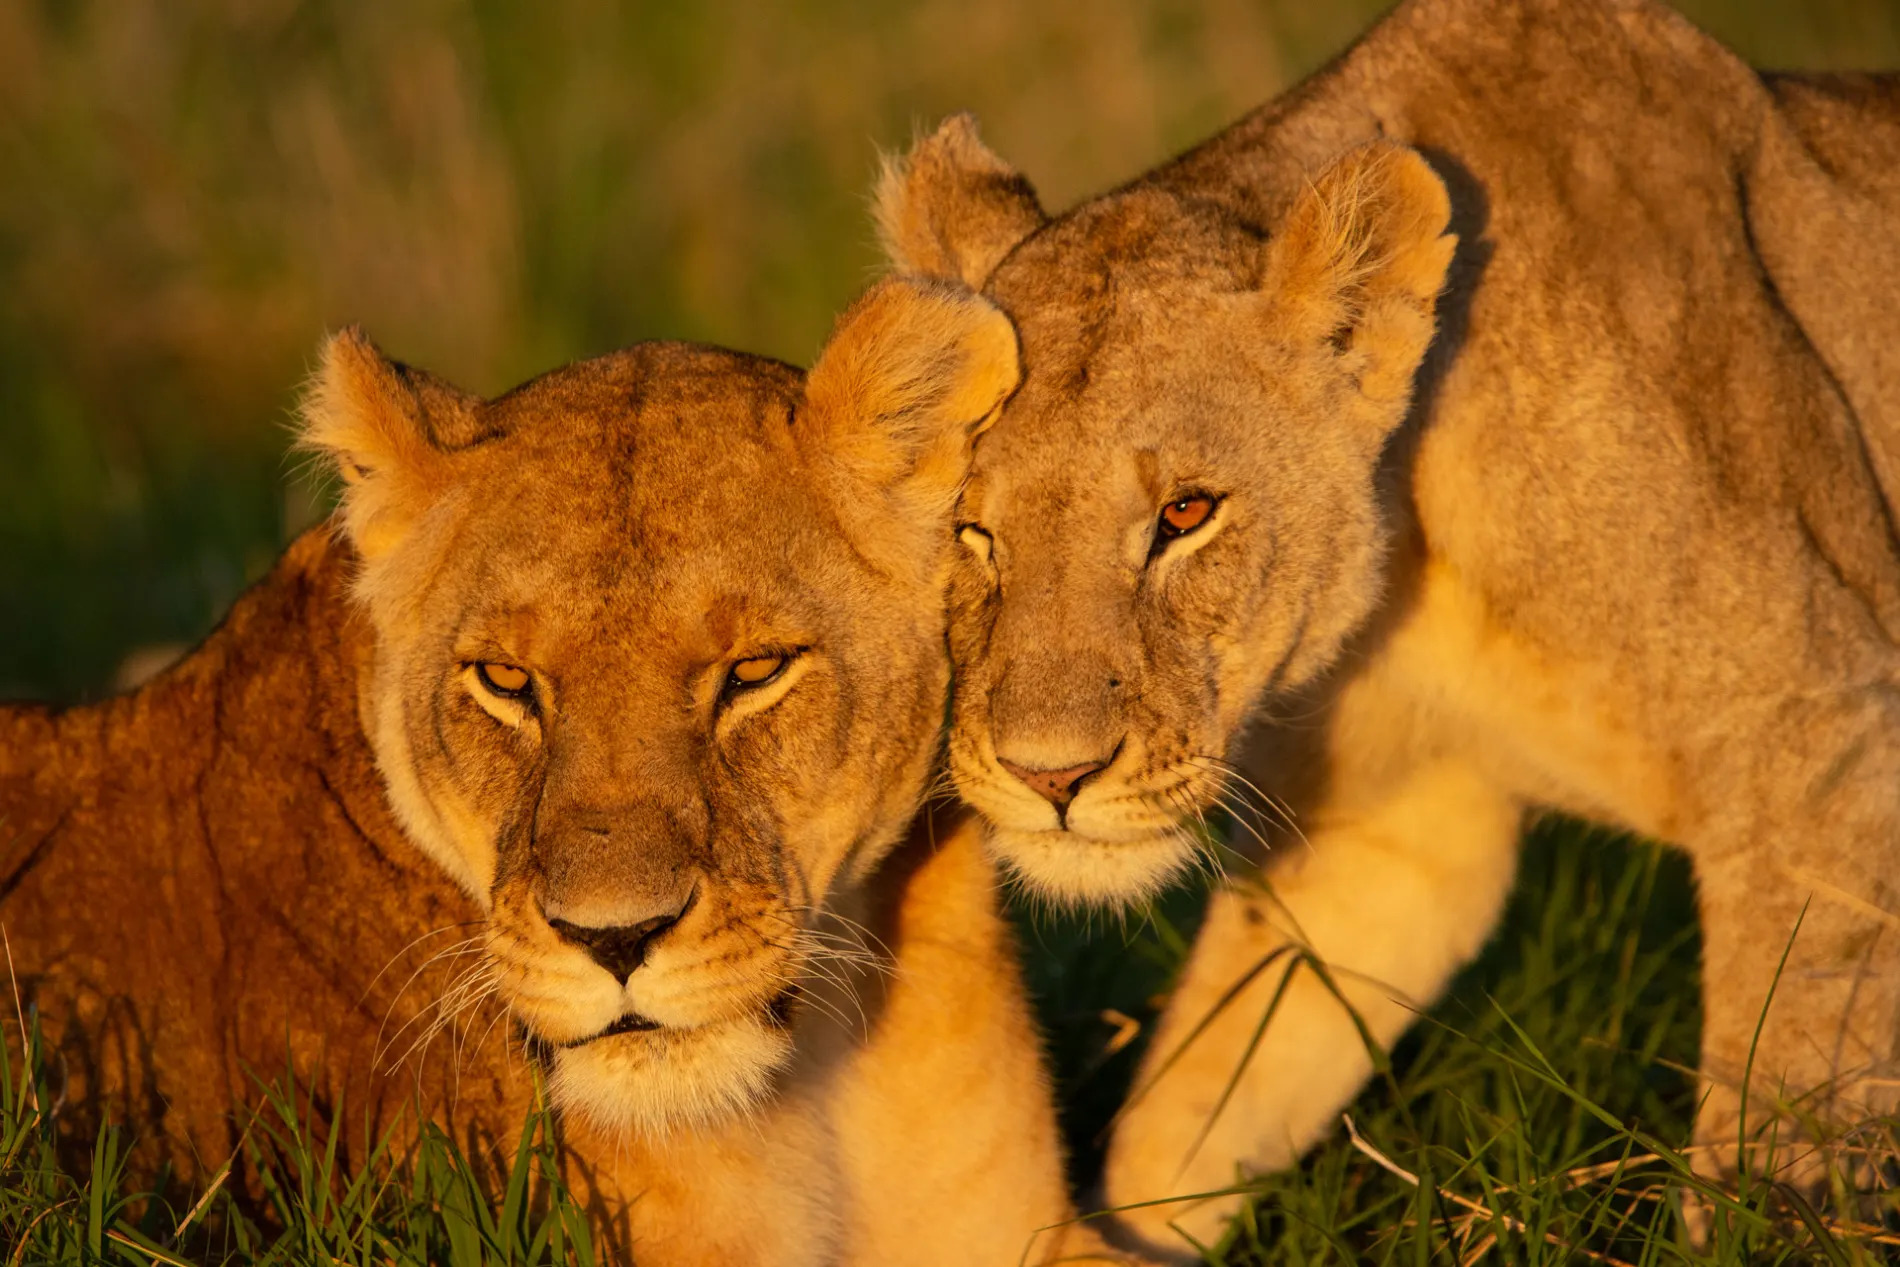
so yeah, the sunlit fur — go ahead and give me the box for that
[1,276,1134,1263]
[295,280,1020,1138]
[916,139,1455,913]
[879,0,1900,1257]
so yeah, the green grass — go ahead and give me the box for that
[0,1017,596,1266]
[1019,817,1899,1263]
[9,819,1894,1263]
[5,1,1899,1261]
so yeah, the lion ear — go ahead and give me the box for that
[297,328,481,560]
[800,276,1019,522]
[874,114,1047,287]
[1261,142,1458,412]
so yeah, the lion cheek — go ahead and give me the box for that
[364,675,500,901]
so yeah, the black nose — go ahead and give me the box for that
[547,910,682,984]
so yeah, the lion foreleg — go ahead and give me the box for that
[1100,760,1521,1259]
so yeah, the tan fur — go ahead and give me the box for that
[876,114,1048,296]
[0,277,1127,1264]
[876,0,1900,1256]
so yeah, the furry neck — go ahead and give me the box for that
[0,526,494,1178]
[0,527,397,865]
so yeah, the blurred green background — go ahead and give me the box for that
[2,0,1897,703]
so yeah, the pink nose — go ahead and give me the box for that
[996,758,1109,809]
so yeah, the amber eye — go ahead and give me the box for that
[1157,493,1217,541]
[475,662,532,699]
[727,655,787,691]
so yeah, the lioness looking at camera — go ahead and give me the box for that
[0,277,1120,1264]
[876,0,1900,1254]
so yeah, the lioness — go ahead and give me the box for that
[873,0,1900,1254]
[0,277,1115,1264]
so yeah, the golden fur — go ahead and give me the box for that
[875,0,1900,1255]
[0,277,1127,1264]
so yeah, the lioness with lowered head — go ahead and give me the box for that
[0,276,1123,1264]
[875,0,1900,1254]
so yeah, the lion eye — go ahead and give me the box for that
[728,655,787,690]
[1157,493,1217,541]
[475,662,533,699]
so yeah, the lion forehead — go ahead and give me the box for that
[486,342,802,435]
[435,358,841,583]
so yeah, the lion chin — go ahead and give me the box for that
[988,824,1195,910]
[546,1010,795,1137]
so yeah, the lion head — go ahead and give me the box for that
[877,119,1456,905]
[298,277,1018,1131]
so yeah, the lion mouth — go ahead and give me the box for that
[563,1011,664,1047]
[559,989,798,1049]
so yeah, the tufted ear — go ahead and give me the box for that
[297,327,482,561]
[800,276,1019,526]
[1261,141,1458,413]
[874,114,1047,287]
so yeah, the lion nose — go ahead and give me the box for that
[547,908,683,984]
[996,757,1110,809]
